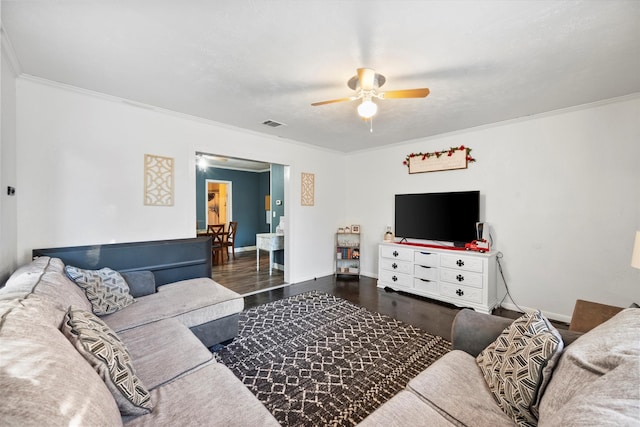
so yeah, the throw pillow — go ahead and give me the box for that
[65,266,135,315]
[61,307,153,416]
[120,270,156,298]
[476,311,563,426]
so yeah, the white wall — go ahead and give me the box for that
[0,31,19,284]
[13,76,640,321]
[16,78,346,283]
[347,96,640,321]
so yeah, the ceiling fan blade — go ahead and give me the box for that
[380,88,430,99]
[311,96,357,106]
[357,68,376,91]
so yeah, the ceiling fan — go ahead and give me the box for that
[311,68,430,120]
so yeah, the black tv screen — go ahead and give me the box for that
[394,191,480,244]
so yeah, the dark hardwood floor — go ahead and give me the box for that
[211,249,285,295]
[213,249,568,342]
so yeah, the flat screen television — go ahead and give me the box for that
[394,191,480,244]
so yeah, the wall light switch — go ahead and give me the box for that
[7,186,15,196]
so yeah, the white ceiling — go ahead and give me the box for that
[3,0,640,153]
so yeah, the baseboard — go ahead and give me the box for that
[235,246,256,253]
[499,301,571,324]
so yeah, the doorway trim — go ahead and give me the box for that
[204,179,233,226]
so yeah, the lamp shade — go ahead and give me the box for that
[632,231,640,270]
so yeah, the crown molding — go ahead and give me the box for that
[18,74,345,157]
[349,92,640,156]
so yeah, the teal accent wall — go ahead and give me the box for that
[196,167,270,247]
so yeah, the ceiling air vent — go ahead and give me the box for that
[262,119,286,128]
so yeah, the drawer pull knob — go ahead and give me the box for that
[392,263,398,269]
[419,265,431,269]
[419,278,431,282]
[392,275,398,282]
[456,274,464,282]
[456,289,464,296]
[456,259,465,267]
[420,252,432,255]
[392,251,399,257]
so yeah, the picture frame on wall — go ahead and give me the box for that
[351,225,360,233]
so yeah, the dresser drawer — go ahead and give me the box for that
[414,264,437,281]
[440,269,483,289]
[379,269,412,288]
[380,245,414,261]
[440,254,484,273]
[380,258,412,274]
[414,251,438,267]
[414,278,439,295]
[440,282,482,304]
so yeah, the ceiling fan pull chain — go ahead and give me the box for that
[370,118,373,133]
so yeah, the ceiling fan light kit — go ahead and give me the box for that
[312,68,430,124]
[357,98,378,119]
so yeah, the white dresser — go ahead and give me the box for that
[378,242,499,314]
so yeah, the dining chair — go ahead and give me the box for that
[223,221,238,260]
[207,224,226,265]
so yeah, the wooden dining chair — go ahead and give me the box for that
[207,224,226,265]
[223,221,238,260]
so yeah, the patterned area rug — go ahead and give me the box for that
[215,291,452,426]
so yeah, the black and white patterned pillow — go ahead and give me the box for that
[476,311,563,426]
[65,266,135,315]
[62,308,153,416]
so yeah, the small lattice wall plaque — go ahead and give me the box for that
[301,172,315,206]
[144,154,174,206]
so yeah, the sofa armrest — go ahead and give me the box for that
[451,309,584,357]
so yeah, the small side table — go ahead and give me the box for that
[256,233,284,275]
[568,299,624,333]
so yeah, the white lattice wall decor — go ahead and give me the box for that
[144,154,174,206]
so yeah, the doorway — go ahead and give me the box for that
[205,180,232,227]
[195,153,289,293]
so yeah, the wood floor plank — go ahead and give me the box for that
[211,249,285,295]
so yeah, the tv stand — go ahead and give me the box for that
[378,242,499,314]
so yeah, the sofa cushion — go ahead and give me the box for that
[62,307,153,416]
[118,317,214,389]
[408,350,514,427]
[539,308,640,424]
[122,362,280,426]
[476,310,563,425]
[101,277,243,332]
[120,271,157,298]
[0,296,122,426]
[358,390,458,427]
[65,266,136,315]
[1,257,91,322]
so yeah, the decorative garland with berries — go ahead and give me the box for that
[403,145,475,167]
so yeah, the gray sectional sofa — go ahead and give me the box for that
[360,307,640,426]
[3,236,638,426]
[0,256,280,426]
